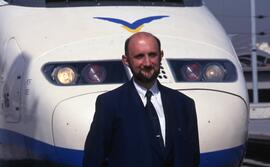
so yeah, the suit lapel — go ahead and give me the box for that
[158,83,175,157]
[127,80,145,112]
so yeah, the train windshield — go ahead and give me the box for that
[3,0,202,7]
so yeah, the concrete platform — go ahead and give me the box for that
[249,119,270,141]
[250,103,270,119]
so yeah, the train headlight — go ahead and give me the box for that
[181,63,202,81]
[168,59,237,82]
[52,66,77,85]
[203,64,225,82]
[42,61,128,86]
[81,64,107,84]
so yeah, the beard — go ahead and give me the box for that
[130,67,160,84]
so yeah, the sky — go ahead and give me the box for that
[204,0,270,58]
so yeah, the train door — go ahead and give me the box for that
[0,38,24,123]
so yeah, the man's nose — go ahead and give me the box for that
[144,55,151,66]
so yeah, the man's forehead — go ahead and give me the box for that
[129,33,158,47]
[129,32,156,42]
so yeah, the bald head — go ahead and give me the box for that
[124,32,161,56]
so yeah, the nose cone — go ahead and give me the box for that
[52,92,103,166]
[52,93,101,149]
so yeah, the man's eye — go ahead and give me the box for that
[149,53,158,58]
[135,54,144,59]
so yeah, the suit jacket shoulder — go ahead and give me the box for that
[158,83,195,105]
[97,80,131,101]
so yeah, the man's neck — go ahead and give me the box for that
[133,78,156,90]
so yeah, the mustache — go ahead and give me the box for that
[142,65,154,70]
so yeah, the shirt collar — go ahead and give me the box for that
[133,79,159,98]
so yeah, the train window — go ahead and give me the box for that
[45,0,202,7]
[4,0,202,7]
[46,0,185,3]
[168,59,237,82]
[42,60,129,86]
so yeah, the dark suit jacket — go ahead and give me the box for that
[83,80,200,167]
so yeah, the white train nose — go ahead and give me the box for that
[52,92,102,150]
[181,89,249,153]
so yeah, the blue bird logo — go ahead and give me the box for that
[93,15,169,32]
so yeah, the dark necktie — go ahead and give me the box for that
[145,90,164,148]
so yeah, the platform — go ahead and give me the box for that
[250,103,270,119]
[248,119,270,141]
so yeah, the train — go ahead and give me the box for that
[0,0,249,166]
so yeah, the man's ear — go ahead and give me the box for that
[122,55,129,67]
[160,50,164,60]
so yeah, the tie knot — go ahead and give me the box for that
[145,90,153,101]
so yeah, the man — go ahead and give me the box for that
[83,32,200,167]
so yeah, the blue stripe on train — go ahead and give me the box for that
[0,129,245,167]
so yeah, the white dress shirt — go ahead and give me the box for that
[133,80,166,145]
